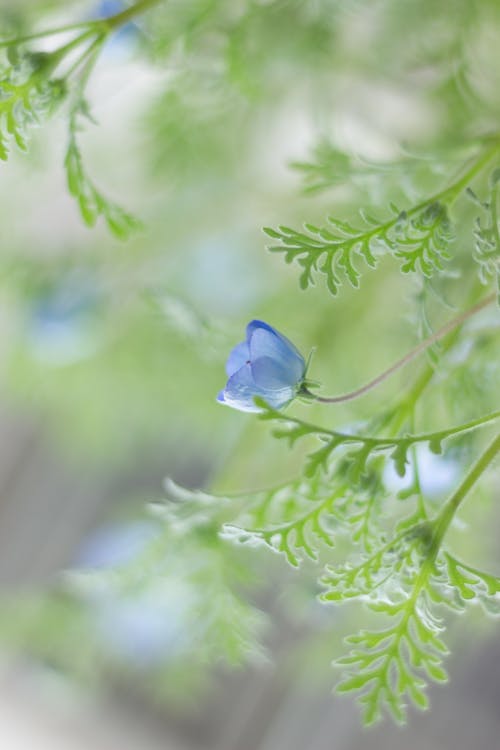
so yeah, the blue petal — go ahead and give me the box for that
[251,359,296,408]
[247,321,305,383]
[225,340,250,377]
[219,320,307,413]
[251,356,297,391]
[261,390,295,409]
[219,363,264,413]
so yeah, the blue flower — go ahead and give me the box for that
[217,320,306,412]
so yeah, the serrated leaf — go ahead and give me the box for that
[390,442,409,477]
[65,123,142,239]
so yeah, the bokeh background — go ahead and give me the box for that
[0,0,499,747]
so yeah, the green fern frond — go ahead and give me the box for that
[322,517,449,724]
[472,171,500,302]
[0,60,66,160]
[263,213,383,295]
[266,142,500,294]
[222,479,341,567]
[160,474,341,569]
[263,198,453,294]
[257,402,500,483]
[334,595,449,725]
[290,140,359,193]
[221,452,391,566]
[65,114,142,239]
[321,522,431,603]
[322,433,500,726]
[290,139,469,195]
[393,201,453,276]
[432,552,500,614]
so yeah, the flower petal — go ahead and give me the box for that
[247,321,305,383]
[225,340,250,377]
[219,363,264,413]
[251,358,296,408]
[218,320,307,413]
[251,356,296,392]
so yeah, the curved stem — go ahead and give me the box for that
[305,291,496,404]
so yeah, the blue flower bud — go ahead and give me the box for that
[217,320,306,413]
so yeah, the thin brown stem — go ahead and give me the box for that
[305,291,496,404]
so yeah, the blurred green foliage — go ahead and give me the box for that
[0,0,499,730]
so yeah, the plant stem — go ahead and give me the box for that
[0,22,99,49]
[64,34,105,80]
[432,432,500,548]
[270,406,500,449]
[434,138,500,205]
[305,292,496,404]
[104,0,162,30]
[403,138,500,221]
[47,29,97,70]
[0,0,162,49]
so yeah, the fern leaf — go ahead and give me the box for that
[65,129,142,239]
[332,571,448,723]
[433,552,500,614]
[0,66,66,160]
[472,172,500,303]
[393,202,453,277]
[264,197,454,294]
[321,521,431,603]
[221,476,342,567]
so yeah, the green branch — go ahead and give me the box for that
[264,406,500,452]
[0,0,163,49]
[433,432,500,548]
[265,139,500,294]
[104,0,163,30]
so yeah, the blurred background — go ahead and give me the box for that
[0,0,499,747]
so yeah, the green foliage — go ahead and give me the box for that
[152,401,500,723]
[222,474,340,568]
[217,402,500,723]
[289,140,453,195]
[471,172,500,302]
[264,199,454,295]
[265,141,500,295]
[333,597,449,723]
[327,537,500,725]
[65,110,142,239]
[0,511,267,700]
[435,552,500,614]
[0,10,143,237]
[0,51,66,160]
[255,401,500,483]
[1,0,500,734]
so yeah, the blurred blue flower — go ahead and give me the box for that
[91,1,139,55]
[96,584,194,667]
[74,520,159,570]
[27,273,103,365]
[218,320,306,412]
